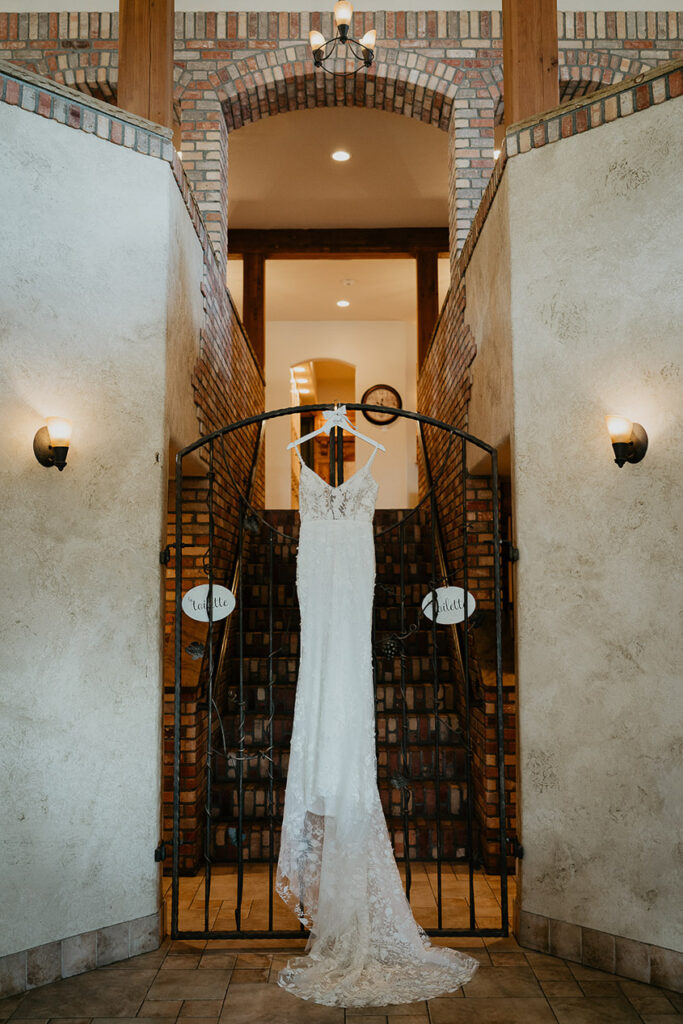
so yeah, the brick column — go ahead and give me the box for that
[179,85,228,269]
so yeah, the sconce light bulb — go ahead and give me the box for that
[334,0,353,27]
[359,29,377,50]
[309,29,326,52]
[46,417,73,447]
[605,415,633,444]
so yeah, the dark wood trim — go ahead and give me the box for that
[416,250,440,370]
[242,252,266,369]
[228,227,449,259]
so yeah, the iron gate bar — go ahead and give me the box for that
[398,518,412,903]
[429,487,444,929]
[172,403,508,940]
[460,436,476,930]
[204,441,215,933]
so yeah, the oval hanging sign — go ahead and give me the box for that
[182,584,235,622]
[421,586,475,625]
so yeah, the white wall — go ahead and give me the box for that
[0,100,203,956]
[506,97,683,952]
[265,320,418,509]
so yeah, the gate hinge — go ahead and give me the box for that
[159,545,172,566]
[154,840,167,863]
[506,835,524,859]
[500,540,520,563]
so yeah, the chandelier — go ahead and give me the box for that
[309,1,377,77]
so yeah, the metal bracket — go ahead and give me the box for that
[500,539,520,563]
[154,841,167,863]
[506,835,524,859]
[159,546,172,566]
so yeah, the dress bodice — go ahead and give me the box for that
[297,452,378,523]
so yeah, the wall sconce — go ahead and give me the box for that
[33,417,72,471]
[605,415,648,468]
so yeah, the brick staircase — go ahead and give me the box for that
[210,508,473,864]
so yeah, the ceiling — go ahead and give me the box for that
[227,257,451,321]
[227,106,449,230]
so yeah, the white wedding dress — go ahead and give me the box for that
[275,448,479,1007]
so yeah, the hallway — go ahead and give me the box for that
[1,935,680,1022]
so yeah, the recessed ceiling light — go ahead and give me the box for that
[298,387,312,394]
[331,150,351,162]
[336,299,350,308]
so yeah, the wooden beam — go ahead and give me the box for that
[416,251,439,369]
[243,252,266,369]
[118,0,174,129]
[502,0,559,126]
[228,227,449,259]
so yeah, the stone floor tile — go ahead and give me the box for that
[147,969,231,1002]
[549,996,641,1022]
[198,953,236,970]
[569,964,619,981]
[170,941,206,953]
[531,959,578,981]
[229,969,269,984]
[462,965,542,998]
[160,954,201,970]
[483,936,523,952]
[47,1019,92,1023]
[14,968,156,1017]
[9,1019,49,1023]
[579,981,623,997]
[428,996,556,1023]
[387,1017,426,1024]
[137,998,183,1016]
[623,994,677,1014]
[234,954,271,969]
[540,979,584,997]
[179,999,223,1018]
[376,1005,428,1016]
[489,952,529,967]
[346,1018,385,1024]
[219,981,343,1022]
[89,1019,176,1024]
[0,993,25,1019]
[666,991,683,1011]
[640,1016,683,1023]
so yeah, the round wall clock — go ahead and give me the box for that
[361,384,403,425]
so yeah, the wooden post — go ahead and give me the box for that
[502,0,559,126]
[416,251,439,369]
[243,253,266,369]
[118,0,174,129]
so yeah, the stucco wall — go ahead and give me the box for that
[265,320,418,509]
[0,100,202,956]
[507,96,683,952]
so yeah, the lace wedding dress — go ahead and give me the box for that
[275,447,479,1007]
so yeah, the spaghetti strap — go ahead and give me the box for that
[293,446,305,466]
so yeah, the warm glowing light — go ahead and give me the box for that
[359,29,376,49]
[493,148,501,159]
[46,417,73,447]
[309,29,326,51]
[605,415,633,444]
[177,150,183,161]
[298,387,312,395]
[336,299,350,308]
[292,365,307,373]
[331,150,351,162]
[334,0,353,27]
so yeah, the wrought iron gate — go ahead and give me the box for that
[171,404,509,939]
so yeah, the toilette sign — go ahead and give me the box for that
[182,584,235,622]
[421,586,475,625]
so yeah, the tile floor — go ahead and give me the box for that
[1,935,681,1023]
[165,862,515,934]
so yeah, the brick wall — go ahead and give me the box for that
[1,10,681,257]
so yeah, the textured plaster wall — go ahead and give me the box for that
[507,97,683,952]
[464,172,513,474]
[0,101,202,956]
[265,321,418,509]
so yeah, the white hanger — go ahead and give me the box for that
[287,404,386,452]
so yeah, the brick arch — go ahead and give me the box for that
[32,59,193,109]
[205,44,502,134]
